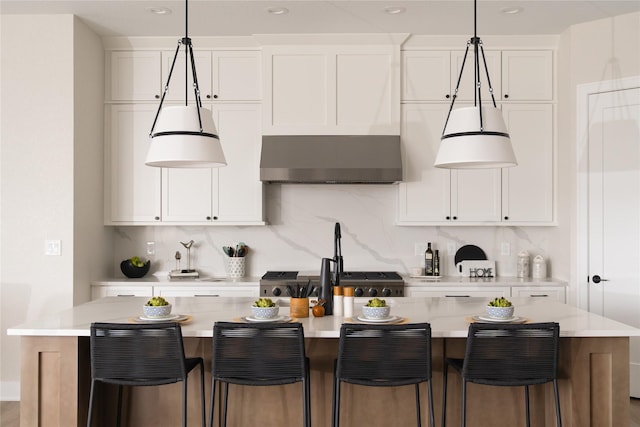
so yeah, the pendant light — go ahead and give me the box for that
[146,0,226,168]
[434,0,517,169]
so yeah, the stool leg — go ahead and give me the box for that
[427,380,435,427]
[524,385,530,427]
[333,380,341,427]
[461,380,467,427]
[304,360,311,427]
[87,380,96,427]
[222,382,229,427]
[441,362,448,427]
[208,379,218,427]
[199,362,206,427]
[414,383,422,427]
[183,380,188,427]
[116,384,123,427]
[553,379,562,427]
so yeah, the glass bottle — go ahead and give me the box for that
[424,242,434,276]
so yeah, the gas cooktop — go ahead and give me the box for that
[259,270,404,298]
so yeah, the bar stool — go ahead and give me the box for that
[441,322,561,427]
[209,322,310,427]
[88,322,205,427]
[332,323,434,427]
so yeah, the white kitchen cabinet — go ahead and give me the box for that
[401,49,552,102]
[501,104,554,223]
[154,286,258,297]
[161,49,213,102]
[161,50,261,102]
[105,104,162,224]
[501,50,553,101]
[511,286,566,303]
[91,285,153,299]
[107,51,161,101]
[406,286,509,298]
[161,103,264,224]
[451,49,502,102]
[402,51,451,101]
[401,49,499,102]
[263,45,400,135]
[397,104,502,224]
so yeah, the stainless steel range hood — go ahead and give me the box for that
[260,135,402,184]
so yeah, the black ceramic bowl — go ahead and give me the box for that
[120,259,151,278]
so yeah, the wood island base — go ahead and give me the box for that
[19,335,630,427]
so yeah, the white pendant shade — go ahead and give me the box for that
[146,105,227,168]
[435,106,517,169]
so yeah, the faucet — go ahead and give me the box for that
[333,222,343,286]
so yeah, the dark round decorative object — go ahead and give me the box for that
[120,259,151,278]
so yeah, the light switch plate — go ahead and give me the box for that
[45,240,61,256]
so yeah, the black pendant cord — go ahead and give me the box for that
[150,0,206,136]
[441,0,499,137]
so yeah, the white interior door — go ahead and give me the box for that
[587,86,640,396]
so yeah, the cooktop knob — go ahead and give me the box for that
[354,287,364,297]
[381,288,392,297]
[272,287,282,296]
[368,288,378,297]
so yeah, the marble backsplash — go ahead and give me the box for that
[112,184,557,279]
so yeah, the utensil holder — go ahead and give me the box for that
[290,297,309,318]
[225,257,245,278]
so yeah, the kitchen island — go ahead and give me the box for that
[8,296,639,427]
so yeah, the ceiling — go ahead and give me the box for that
[1,0,639,38]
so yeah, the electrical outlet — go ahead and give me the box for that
[414,242,427,256]
[447,243,456,256]
[501,242,511,256]
[146,241,156,256]
[45,240,61,256]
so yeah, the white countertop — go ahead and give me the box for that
[8,296,637,339]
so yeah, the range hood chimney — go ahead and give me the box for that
[260,135,403,184]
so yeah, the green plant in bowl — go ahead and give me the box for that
[486,297,514,319]
[362,298,390,319]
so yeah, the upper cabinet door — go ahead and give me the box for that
[108,51,161,101]
[397,104,451,224]
[263,45,400,135]
[402,51,451,101]
[106,104,162,223]
[213,103,264,223]
[213,51,261,101]
[162,50,213,102]
[161,168,214,223]
[501,104,554,223]
[336,51,399,131]
[502,50,553,100]
[451,49,501,102]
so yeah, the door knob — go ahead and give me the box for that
[592,275,609,284]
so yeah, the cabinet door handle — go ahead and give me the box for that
[445,94,450,99]
[206,94,211,99]
[529,294,549,297]
[206,216,212,220]
[116,294,135,297]
[194,294,220,297]
[155,94,160,99]
[213,94,218,99]
[154,216,160,221]
[445,295,470,298]
[446,216,451,220]
[504,216,509,220]
[504,94,509,99]
[452,216,458,220]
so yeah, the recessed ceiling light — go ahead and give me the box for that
[501,7,524,15]
[384,6,406,15]
[267,7,289,15]
[147,7,172,15]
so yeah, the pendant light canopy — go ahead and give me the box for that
[434,0,517,169]
[146,0,226,168]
